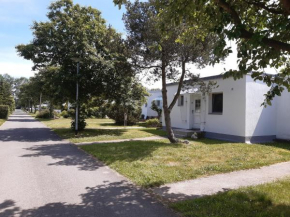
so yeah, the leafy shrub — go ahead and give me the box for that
[146,118,161,127]
[36,109,50,119]
[107,104,141,125]
[68,109,75,118]
[0,105,9,119]
[53,111,61,118]
[60,110,69,118]
[71,116,87,131]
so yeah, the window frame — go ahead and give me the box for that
[209,93,223,114]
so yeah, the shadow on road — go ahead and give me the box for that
[0,181,170,217]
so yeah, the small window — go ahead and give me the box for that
[145,103,147,107]
[156,100,161,106]
[195,99,201,113]
[178,95,184,106]
[212,93,223,113]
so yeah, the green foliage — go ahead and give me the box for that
[71,116,87,131]
[107,78,148,125]
[16,0,133,106]
[68,109,75,118]
[150,101,162,119]
[155,0,290,104]
[145,118,161,127]
[107,103,141,125]
[60,110,69,118]
[36,109,50,119]
[0,74,15,113]
[0,105,9,119]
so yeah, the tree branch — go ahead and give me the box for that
[214,0,290,52]
[244,0,284,15]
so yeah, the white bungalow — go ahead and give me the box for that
[163,74,290,143]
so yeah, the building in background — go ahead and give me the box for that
[141,89,163,120]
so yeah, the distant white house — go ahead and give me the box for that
[164,74,290,143]
[141,90,163,120]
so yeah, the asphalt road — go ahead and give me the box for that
[0,110,177,217]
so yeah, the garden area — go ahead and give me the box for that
[171,177,290,217]
[80,138,290,188]
[37,117,166,143]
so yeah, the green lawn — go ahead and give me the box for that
[171,177,290,217]
[0,119,6,126]
[80,139,290,188]
[38,118,166,143]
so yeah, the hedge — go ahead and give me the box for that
[0,105,9,119]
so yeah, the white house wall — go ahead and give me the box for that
[164,85,189,129]
[276,90,290,140]
[245,76,277,142]
[165,77,247,140]
[204,77,247,139]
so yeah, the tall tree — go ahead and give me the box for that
[16,0,129,106]
[124,0,218,143]
[153,0,290,105]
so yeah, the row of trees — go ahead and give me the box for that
[16,0,148,130]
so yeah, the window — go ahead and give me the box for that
[156,100,161,106]
[178,95,184,106]
[145,103,147,107]
[212,93,223,113]
[195,99,201,113]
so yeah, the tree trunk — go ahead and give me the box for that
[39,93,42,111]
[124,108,128,127]
[161,62,179,143]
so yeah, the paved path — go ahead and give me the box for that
[0,110,177,217]
[153,161,290,202]
[75,136,164,146]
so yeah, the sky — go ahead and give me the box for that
[0,0,250,89]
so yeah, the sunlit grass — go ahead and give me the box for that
[171,177,290,217]
[38,118,166,143]
[0,119,6,126]
[81,139,290,188]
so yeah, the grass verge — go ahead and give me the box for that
[171,177,290,217]
[38,118,166,143]
[80,139,290,188]
[0,119,6,126]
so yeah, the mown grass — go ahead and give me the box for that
[38,118,166,143]
[80,139,290,188]
[0,119,6,126]
[171,177,290,217]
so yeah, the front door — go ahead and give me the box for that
[193,97,201,129]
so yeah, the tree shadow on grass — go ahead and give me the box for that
[0,181,176,217]
[170,188,290,217]
[54,128,127,140]
[81,140,182,164]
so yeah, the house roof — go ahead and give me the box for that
[166,74,224,86]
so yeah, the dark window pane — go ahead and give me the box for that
[212,93,223,113]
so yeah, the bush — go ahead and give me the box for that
[68,109,75,118]
[145,118,161,127]
[53,111,61,118]
[60,110,69,118]
[71,116,87,131]
[36,109,50,119]
[107,104,141,125]
[0,105,9,119]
